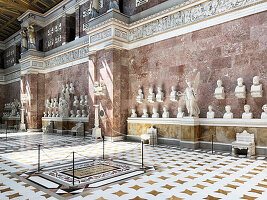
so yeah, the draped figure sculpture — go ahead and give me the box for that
[179,72,200,117]
[20,28,28,52]
[28,25,36,48]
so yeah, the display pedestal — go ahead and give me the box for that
[92,127,102,140]
[20,123,26,131]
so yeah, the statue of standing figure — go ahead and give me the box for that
[28,24,36,48]
[58,97,69,118]
[20,28,28,52]
[179,72,200,117]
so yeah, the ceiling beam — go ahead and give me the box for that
[0,17,19,37]
[0,7,21,17]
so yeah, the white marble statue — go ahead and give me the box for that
[69,83,74,94]
[76,110,81,118]
[170,86,178,101]
[70,110,75,117]
[80,95,84,107]
[82,110,87,117]
[207,105,215,119]
[156,86,164,102]
[235,78,246,98]
[61,85,65,94]
[136,87,144,103]
[52,112,56,117]
[162,106,169,118]
[142,108,149,118]
[48,111,52,117]
[46,99,50,108]
[53,98,58,108]
[223,105,233,119]
[92,0,100,18]
[184,80,200,117]
[152,107,159,118]
[84,95,88,107]
[50,99,53,108]
[73,96,79,107]
[177,106,184,118]
[131,108,137,118]
[58,97,69,118]
[261,104,267,119]
[147,87,156,103]
[251,76,263,98]
[242,104,253,119]
[214,80,225,99]
[43,112,47,117]
[56,111,59,117]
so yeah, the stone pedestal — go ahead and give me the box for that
[180,117,200,149]
[92,105,102,140]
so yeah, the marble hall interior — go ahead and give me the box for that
[0,0,267,199]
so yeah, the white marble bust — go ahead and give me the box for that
[47,111,52,117]
[73,96,79,107]
[52,112,56,117]
[46,99,50,108]
[261,104,267,119]
[235,78,246,98]
[152,107,159,118]
[207,105,215,119]
[70,110,75,117]
[136,87,144,104]
[80,95,84,107]
[162,106,169,118]
[131,108,137,118]
[177,106,184,118]
[76,110,81,118]
[156,86,164,102]
[43,112,47,117]
[84,95,88,107]
[142,108,149,118]
[56,111,60,117]
[82,110,87,117]
[242,104,253,119]
[147,87,155,103]
[214,80,225,99]
[69,83,74,94]
[53,98,58,108]
[223,105,233,119]
[61,85,65,94]
[251,76,263,98]
[170,86,177,101]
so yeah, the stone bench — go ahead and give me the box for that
[232,130,255,157]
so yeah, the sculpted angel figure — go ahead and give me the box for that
[179,72,200,117]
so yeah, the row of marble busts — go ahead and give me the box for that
[44,109,88,118]
[73,95,89,107]
[131,106,185,118]
[62,83,75,94]
[207,104,267,119]
[137,86,180,103]
[214,76,263,99]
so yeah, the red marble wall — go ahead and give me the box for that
[96,48,129,136]
[128,12,267,119]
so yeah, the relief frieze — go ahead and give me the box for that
[90,29,112,43]
[128,0,262,42]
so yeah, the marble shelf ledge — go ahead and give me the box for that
[2,117,20,120]
[127,118,267,128]
[42,117,89,122]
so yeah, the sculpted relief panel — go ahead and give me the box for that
[90,28,112,43]
[44,46,89,68]
[128,0,262,42]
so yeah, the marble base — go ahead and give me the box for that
[92,127,102,140]
[20,123,26,131]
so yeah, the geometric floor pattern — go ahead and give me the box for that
[0,132,266,200]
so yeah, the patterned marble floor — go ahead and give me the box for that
[0,132,266,200]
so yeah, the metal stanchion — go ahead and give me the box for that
[141,140,144,169]
[5,121,8,140]
[211,134,214,155]
[38,144,41,172]
[72,151,75,186]
[102,135,105,160]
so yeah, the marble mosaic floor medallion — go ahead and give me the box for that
[12,158,154,199]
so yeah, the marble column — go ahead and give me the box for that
[21,73,45,131]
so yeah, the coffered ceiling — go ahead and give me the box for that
[0,0,63,41]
